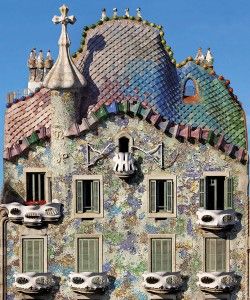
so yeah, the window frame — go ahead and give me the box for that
[20,235,47,273]
[204,295,231,300]
[75,234,103,273]
[203,233,230,273]
[24,168,51,205]
[148,234,176,272]
[72,175,103,219]
[200,171,233,210]
[147,175,177,218]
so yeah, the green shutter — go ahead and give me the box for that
[151,239,172,272]
[91,180,100,213]
[150,180,157,213]
[23,239,44,272]
[78,238,99,272]
[166,180,173,212]
[225,177,233,209]
[199,178,205,208]
[205,238,226,272]
[76,180,83,212]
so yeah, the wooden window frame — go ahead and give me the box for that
[148,234,176,272]
[147,175,177,218]
[72,175,103,219]
[203,233,230,273]
[20,235,47,273]
[75,234,103,273]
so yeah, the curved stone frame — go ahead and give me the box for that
[0,207,8,300]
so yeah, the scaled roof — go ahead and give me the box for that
[4,17,247,162]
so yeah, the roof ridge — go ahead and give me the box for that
[72,17,176,65]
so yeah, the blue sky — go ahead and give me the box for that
[0,0,250,184]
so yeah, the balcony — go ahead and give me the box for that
[13,272,55,294]
[196,208,238,231]
[113,152,136,178]
[142,272,183,294]
[68,272,109,294]
[197,272,237,293]
[1,200,62,227]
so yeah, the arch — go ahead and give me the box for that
[115,132,134,152]
[183,78,199,104]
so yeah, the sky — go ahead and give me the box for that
[0,0,250,184]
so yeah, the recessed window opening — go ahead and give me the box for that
[76,180,100,213]
[26,173,45,203]
[206,176,225,210]
[119,137,129,152]
[184,79,196,97]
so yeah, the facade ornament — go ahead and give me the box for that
[195,47,205,62]
[43,5,86,90]
[101,8,107,21]
[125,8,130,18]
[36,50,44,82]
[113,8,118,18]
[44,50,53,69]
[136,8,142,19]
[205,48,214,65]
[27,48,37,81]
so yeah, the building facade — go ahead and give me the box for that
[0,6,249,300]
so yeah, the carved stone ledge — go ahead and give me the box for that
[197,272,238,293]
[142,272,183,294]
[13,272,55,294]
[196,208,238,231]
[68,272,109,294]
[0,200,63,227]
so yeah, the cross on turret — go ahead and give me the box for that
[52,4,76,26]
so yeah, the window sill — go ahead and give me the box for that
[73,212,104,219]
[148,212,176,219]
[26,200,46,205]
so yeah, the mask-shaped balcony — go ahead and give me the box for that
[196,208,238,231]
[13,272,55,294]
[1,200,62,227]
[113,152,136,178]
[68,272,109,294]
[142,272,183,294]
[197,272,237,293]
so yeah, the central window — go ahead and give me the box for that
[73,175,103,218]
[148,175,176,218]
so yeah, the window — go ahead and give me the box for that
[200,176,233,210]
[119,136,129,152]
[183,78,199,104]
[148,176,176,217]
[26,172,46,205]
[151,238,172,272]
[22,238,44,272]
[77,237,101,272]
[73,175,103,218]
[205,238,227,272]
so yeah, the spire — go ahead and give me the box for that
[44,50,54,74]
[195,47,205,63]
[136,7,142,19]
[27,48,37,69]
[125,8,130,18]
[113,8,118,18]
[205,48,214,65]
[43,5,86,90]
[101,8,107,21]
[37,50,44,69]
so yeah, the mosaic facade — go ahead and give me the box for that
[1,6,248,300]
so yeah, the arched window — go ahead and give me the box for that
[183,78,199,104]
[119,137,129,153]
